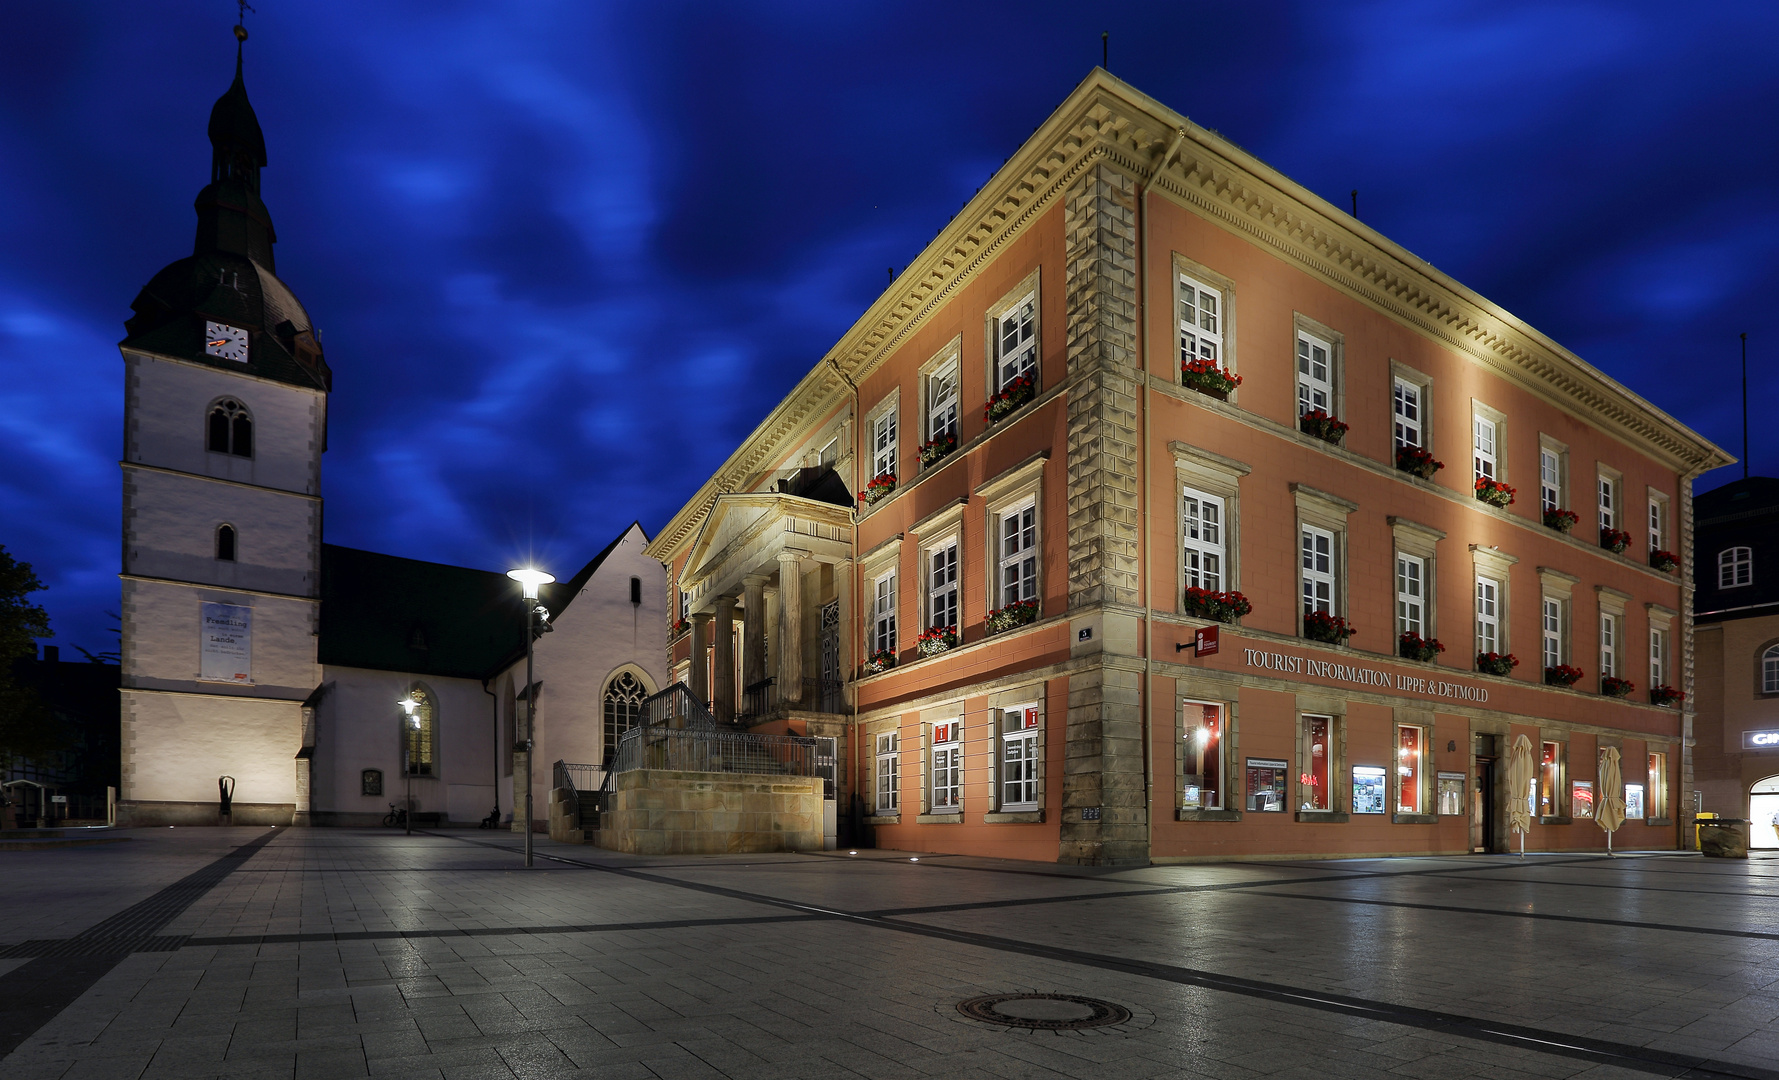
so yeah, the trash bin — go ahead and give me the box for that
[1696,815,1749,859]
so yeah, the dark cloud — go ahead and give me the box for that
[1,0,1775,657]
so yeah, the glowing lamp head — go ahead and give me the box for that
[507,567,555,600]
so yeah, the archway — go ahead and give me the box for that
[1752,776,1779,850]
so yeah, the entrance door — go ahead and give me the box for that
[815,735,838,851]
[1472,757,1496,853]
[1753,776,1779,850]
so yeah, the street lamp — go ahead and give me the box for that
[507,566,555,868]
[398,694,418,835]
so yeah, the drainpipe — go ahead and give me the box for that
[827,355,862,843]
[482,677,501,826]
[1140,128,1187,861]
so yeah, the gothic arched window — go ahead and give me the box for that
[603,671,648,765]
[216,524,236,562]
[207,399,253,457]
[402,687,437,777]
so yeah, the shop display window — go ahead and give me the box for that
[1183,702,1224,810]
[1300,715,1334,811]
[1353,767,1387,814]
[1397,725,1423,813]
[1571,779,1594,818]
[1647,753,1667,819]
[1436,773,1466,815]
[1625,783,1645,821]
[1246,758,1287,812]
[1539,741,1565,817]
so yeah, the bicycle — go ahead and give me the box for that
[382,803,407,828]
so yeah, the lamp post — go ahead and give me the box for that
[507,566,555,868]
[398,695,418,835]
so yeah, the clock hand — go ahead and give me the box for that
[209,340,229,347]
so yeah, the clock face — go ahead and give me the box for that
[204,320,249,362]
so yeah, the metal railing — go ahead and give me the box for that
[737,676,846,722]
[641,682,722,729]
[611,724,818,778]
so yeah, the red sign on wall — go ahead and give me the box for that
[1195,625,1220,656]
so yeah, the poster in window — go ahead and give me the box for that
[200,602,252,683]
[1352,766,1387,814]
[1625,783,1645,821]
[1245,758,1287,812]
[1571,780,1594,819]
[1436,772,1466,816]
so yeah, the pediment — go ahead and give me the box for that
[681,492,852,601]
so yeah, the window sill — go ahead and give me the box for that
[1177,808,1242,822]
[864,814,900,826]
[1646,817,1673,827]
[983,810,1043,824]
[1539,815,1573,825]
[1296,811,1349,823]
[1392,813,1438,825]
[915,812,962,824]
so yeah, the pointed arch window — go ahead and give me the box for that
[603,671,648,766]
[402,687,436,777]
[216,524,237,562]
[207,399,252,457]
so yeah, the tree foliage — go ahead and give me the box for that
[0,545,60,768]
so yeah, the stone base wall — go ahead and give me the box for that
[116,800,294,827]
[597,770,822,855]
[547,786,585,844]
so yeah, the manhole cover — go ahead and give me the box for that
[956,993,1132,1030]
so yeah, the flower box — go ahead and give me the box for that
[983,374,1036,424]
[1396,445,1444,480]
[858,473,897,506]
[916,625,958,657]
[1299,409,1349,446]
[1474,477,1516,508]
[918,433,957,469]
[1181,358,1241,399]
[1543,508,1579,533]
[1183,588,1251,624]
[1600,676,1635,698]
[985,598,1039,633]
[862,649,897,676]
[1398,632,1444,662]
[1600,527,1633,554]
[1476,652,1519,677]
[1649,684,1685,707]
[668,619,690,640]
[1303,611,1355,645]
[1545,664,1583,688]
[1649,549,1680,573]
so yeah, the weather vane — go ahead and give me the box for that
[235,0,255,42]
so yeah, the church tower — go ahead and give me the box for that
[118,26,330,825]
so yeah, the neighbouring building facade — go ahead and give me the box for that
[647,70,1730,865]
[116,35,665,827]
[1690,477,1779,849]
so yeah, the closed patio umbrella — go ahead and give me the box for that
[1506,734,1535,856]
[1597,746,1626,856]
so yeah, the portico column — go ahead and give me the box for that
[742,576,768,691]
[713,596,736,724]
[777,551,805,704]
[689,613,712,713]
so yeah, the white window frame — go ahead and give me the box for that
[927,539,958,632]
[1301,525,1335,616]
[1600,612,1619,678]
[926,359,959,447]
[997,500,1038,608]
[930,719,961,813]
[1598,473,1617,532]
[870,405,897,481]
[1393,378,1423,450]
[1181,700,1228,811]
[993,291,1038,393]
[1182,487,1226,591]
[1178,273,1225,368]
[1647,495,1667,553]
[1473,416,1498,482]
[874,731,899,814]
[998,705,1041,812]
[1649,626,1668,689]
[1396,554,1426,638]
[1476,576,1502,656]
[1296,330,1332,417]
[1762,644,1779,695]
[1720,546,1753,589]
[871,570,897,657]
[1540,447,1562,512]
[1542,596,1563,671]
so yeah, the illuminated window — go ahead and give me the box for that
[1539,741,1564,817]
[999,706,1040,811]
[1183,702,1224,811]
[1397,725,1424,814]
[1300,714,1335,812]
[1647,752,1668,820]
[402,687,436,777]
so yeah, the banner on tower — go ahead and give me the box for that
[200,602,252,683]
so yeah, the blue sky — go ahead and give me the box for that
[2,1,1775,656]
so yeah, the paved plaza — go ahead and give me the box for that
[0,829,1776,1080]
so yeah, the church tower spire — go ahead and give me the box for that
[193,23,276,270]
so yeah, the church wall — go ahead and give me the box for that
[120,690,299,819]
[122,578,321,698]
[124,352,325,497]
[313,665,498,825]
[126,468,319,596]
